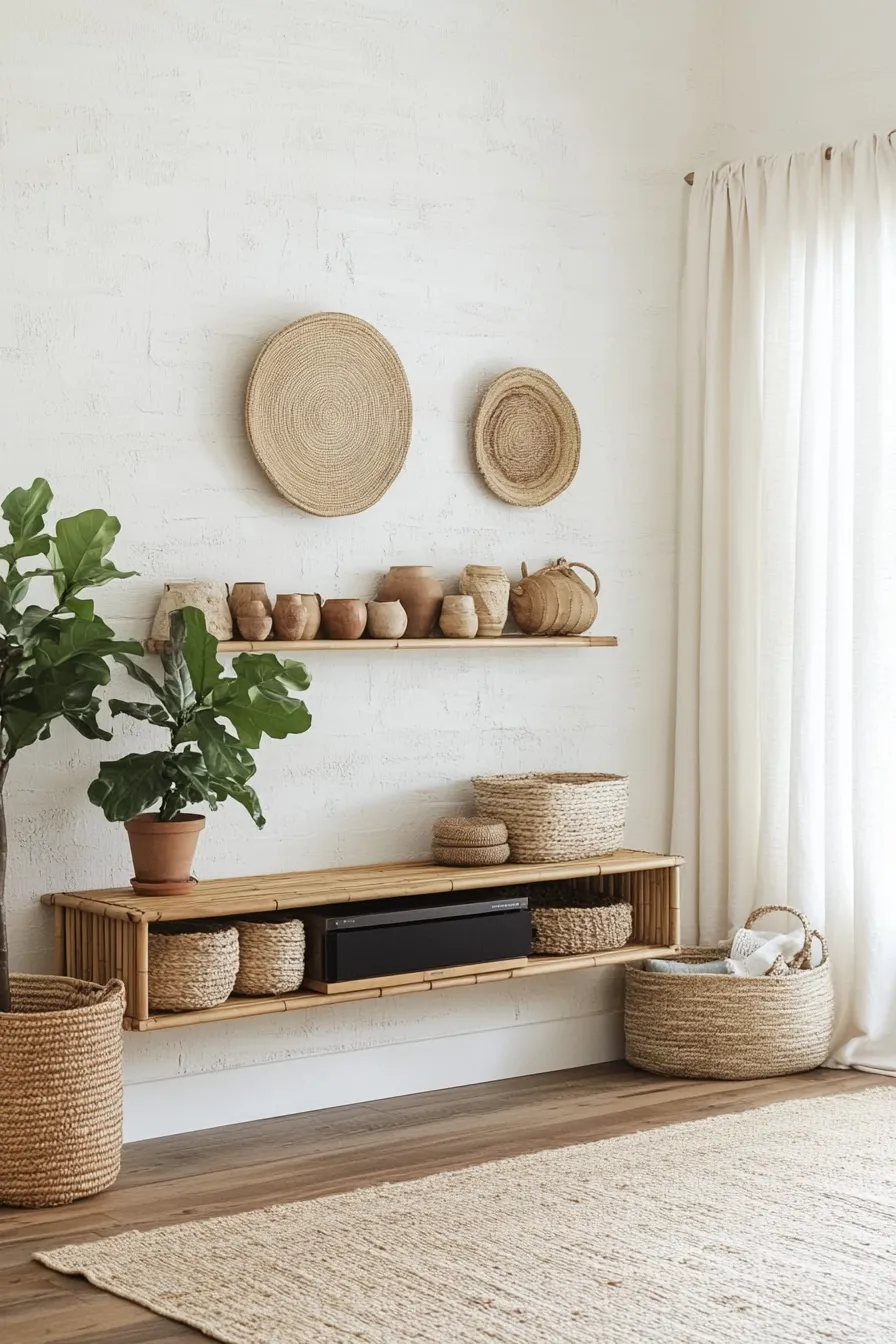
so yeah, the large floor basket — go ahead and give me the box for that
[472,772,628,862]
[624,906,834,1080]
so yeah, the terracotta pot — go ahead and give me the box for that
[509,558,600,636]
[124,813,206,895]
[320,598,367,640]
[150,581,233,644]
[439,594,478,639]
[272,594,308,641]
[366,599,408,639]
[298,593,322,640]
[235,598,273,642]
[458,565,510,637]
[376,565,443,638]
[229,582,272,619]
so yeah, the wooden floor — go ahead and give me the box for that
[2,1063,890,1343]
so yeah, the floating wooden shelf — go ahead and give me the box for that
[144,635,618,653]
[43,850,682,1030]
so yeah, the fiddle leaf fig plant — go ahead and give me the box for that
[88,607,312,827]
[0,479,141,1012]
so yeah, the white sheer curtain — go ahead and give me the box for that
[672,134,896,1073]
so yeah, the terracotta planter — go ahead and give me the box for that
[439,594,478,639]
[150,581,233,644]
[272,594,308,641]
[124,813,206,895]
[298,593,322,640]
[320,598,367,640]
[235,598,273,642]
[229,582,272,619]
[366,599,408,639]
[376,565,443,638]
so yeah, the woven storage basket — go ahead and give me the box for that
[473,772,628,863]
[532,900,632,956]
[148,922,239,1012]
[432,841,511,867]
[624,905,834,1080]
[235,915,306,997]
[0,975,125,1207]
[432,815,508,847]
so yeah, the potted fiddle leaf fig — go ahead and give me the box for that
[0,478,140,1206]
[89,606,312,892]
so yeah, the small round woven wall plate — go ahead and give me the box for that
[473,367,580,507]
[245,312,413,517]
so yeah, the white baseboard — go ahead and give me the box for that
[123,1011,623,1142]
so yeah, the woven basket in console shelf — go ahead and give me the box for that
[624,905,835,1081]
[473,773,628,863]
[234,914,306,997]
[148,922,239,1012]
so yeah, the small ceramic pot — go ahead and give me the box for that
[236,599,273,641]
[376,565,443,638]
[321,599,367,640]
[229,582,272,619]
[272,594,308,641]
[298,594,322,640]
[439,594,478,639]
[366,600,408,640]
[150,581,233,644]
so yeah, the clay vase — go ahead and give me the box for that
[229,582,272,621]
[150,581,233,647]
[125,813,206,895]
[321,598,367,640]
[366,600,408,639]
[458,565,510,638]
[376,565,443,638]
[439,595,478,639]
[236,599,273,642]
[509,559,600,636]
[298,594,322,640]
[272,594,308,641]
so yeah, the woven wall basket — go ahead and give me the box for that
[532,900,632,957]
[0,975,124,1207]
[624,906,835,1081]
[148,922,239,1012]
[234,915,306,997]
[473,772,628,863]
[245,312,413,517]
[473,367,580,507]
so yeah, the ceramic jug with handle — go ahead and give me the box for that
[509,558,600,636]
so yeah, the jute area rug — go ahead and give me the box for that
[37,1089,896,1344]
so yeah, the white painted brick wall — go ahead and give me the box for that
[1,0,718,1136]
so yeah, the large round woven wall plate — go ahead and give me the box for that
[473,367,580,507]
[245,312,413,517]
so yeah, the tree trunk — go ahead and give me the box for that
[0,778,9,1013]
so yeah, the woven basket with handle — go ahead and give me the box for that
[624,905,834,1080]
[0,975,125,1207]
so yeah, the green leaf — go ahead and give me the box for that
[167,750,215,808]
[216,689,312,749]
[88,752,172,821]
[114,652,166,698]
[212,777,266,827]
[158,618,196,717]
[51,509,137,598]
[229,652,311,693]
[64,705,114,741]
[1,479,52,560]
[193,711,255,783]
[180,607,223,699]
[108,699,173,727]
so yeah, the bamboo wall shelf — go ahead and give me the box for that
[145,636,618,653]
[43,850,682,1031]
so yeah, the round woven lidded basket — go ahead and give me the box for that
[474,367,580,507]
[432,815,508,847]
[0,975,125,1207]
[532,901,632,957]
[625,905,835,1081]
[432,841,511,867]
[235,914,306,997]
[473,772,629,863]
[245,312,413,517]
[148,922,239,1012]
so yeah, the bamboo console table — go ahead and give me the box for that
[43,849,682,1031]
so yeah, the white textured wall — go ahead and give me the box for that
[1,0,718,1138]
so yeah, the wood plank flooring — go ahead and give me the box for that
[2,1063,890,1343]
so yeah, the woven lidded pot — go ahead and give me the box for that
[432,815,508,847]
[624,906,835,1081]
[235,915,306,997]
[531,901,632,957]
[473,772,628,863]
[0,975,125,1207]
[148,922,239,1012]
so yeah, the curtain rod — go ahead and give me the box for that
[685,133,896,185]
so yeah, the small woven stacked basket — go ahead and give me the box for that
[432,815,510,866]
